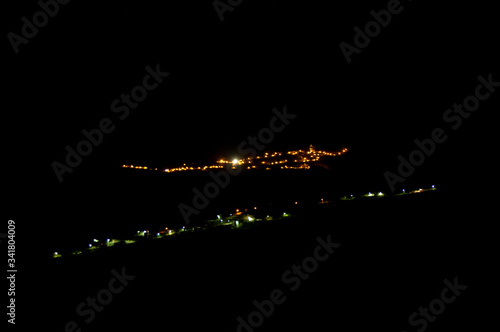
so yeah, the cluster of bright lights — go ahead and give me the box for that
[122,145,348,174]
[164,165,223,173]
[53,183,437,259]
[281,164,311,169]
[122,165,150,170]
[288,146,348,161]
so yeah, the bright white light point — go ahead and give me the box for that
[232,159,238,164]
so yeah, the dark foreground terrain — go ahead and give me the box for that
[20,188,494,332]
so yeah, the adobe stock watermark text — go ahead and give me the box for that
[52,64,169,182]
[384,73,498,191]
[178,106,296,224]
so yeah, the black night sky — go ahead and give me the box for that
[6,1,498,177]
[3,0,498,331]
